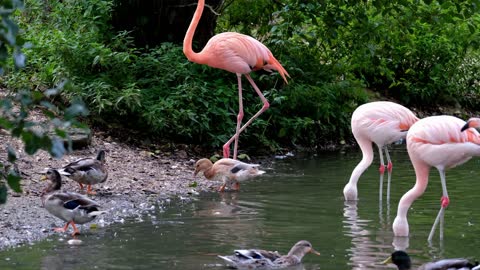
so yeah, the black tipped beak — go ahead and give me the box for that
[461,122,470,132]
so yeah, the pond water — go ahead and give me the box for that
[1,146,479,269]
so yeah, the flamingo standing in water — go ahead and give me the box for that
[343,101,418,201]
[392,115,480,241]
[183,0,289,159]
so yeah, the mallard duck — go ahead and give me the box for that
[59,150,108,195]
[382,251,479,270]
[194,158,265,192]
[218,240,320,269]
[41,169,105,236]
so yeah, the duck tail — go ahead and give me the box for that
[57,168,73,176]
[88,210,107,217]
[217,255,237,266]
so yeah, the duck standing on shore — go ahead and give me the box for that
[218,240,320,269]
[194,158,265,192]
[58,150,108,195]
[41,169,105,236]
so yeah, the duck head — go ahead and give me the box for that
[287,240,320,260]
[194,158,213,177]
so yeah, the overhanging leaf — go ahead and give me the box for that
[0,184,7,204]
[7,172,21,193]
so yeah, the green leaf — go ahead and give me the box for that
[7,172,21,193]
[188,181,198,188]
[0,184,7,204]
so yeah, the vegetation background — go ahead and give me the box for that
[2,0,480,158]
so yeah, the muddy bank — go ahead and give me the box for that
[0,132,224,251]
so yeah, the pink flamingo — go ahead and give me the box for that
[183,0,289,159]
[343,101,418,201]
[392,115,480,241]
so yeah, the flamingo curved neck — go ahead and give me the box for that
[183,0,207,64]
[396,164,430,218]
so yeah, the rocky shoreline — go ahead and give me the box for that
[0,132,221,251]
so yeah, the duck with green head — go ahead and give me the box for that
[58,150,108,195]
[42,169,105,236]
[382,251,479,270]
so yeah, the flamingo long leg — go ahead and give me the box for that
[223,74,270,159]
[378,146,386,174]
[223,75,244,159]
[233,74,244,159]
[384,146,392,202]
[428,169,449,242]
[385,146,393,173]
[377,145,384,202]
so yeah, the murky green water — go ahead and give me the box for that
[1,146,479,269]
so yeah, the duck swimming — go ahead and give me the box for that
[382,250,479,270]
[218,240,320,269]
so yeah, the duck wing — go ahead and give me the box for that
[50,192,100,208]
[63,158,99,171]
[218,248,280,267]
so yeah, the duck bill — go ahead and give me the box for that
[310,248,320,256]
[40,175,47,181]
[381,256,393,265]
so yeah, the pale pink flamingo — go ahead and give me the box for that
[343,101,419,201]
[392,115,480,241]
[183,0,290,159]
[194,158,265,192]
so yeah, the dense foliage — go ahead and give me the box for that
[0,0,87,203]
[3,0,480,157]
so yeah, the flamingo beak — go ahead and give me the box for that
[310,248,320,256]
[381,256,393,265]
[461,122,470,132]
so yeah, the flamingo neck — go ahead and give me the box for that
[349,149,374,186]
[344,138,374,200]
[183,0,207,64]
[396,161,430,218]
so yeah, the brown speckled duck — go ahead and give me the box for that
[59,150,108,195]
[194,158,265,191]
[218,240,320,269]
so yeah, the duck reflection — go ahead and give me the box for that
[192,192,266,250]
